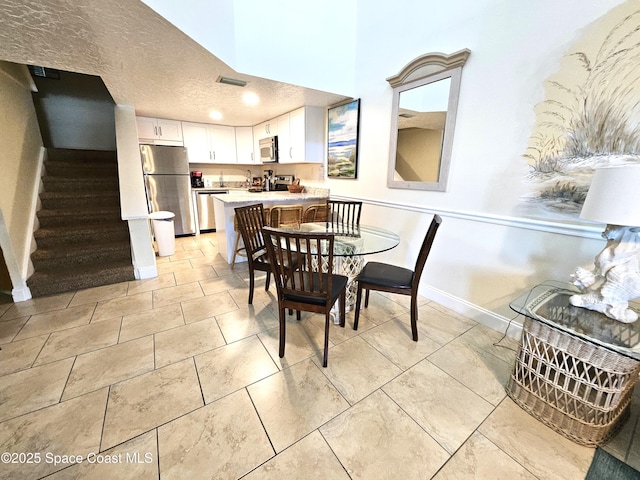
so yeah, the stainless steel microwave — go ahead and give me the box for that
[259,136,278,163]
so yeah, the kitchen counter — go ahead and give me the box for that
[212,187,329,264]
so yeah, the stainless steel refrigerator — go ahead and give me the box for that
[140,144,195,235]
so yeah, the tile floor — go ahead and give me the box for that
[0,233,639,479]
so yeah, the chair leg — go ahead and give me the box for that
[323,311,330,367]
[410,294,418,341]
[231,233,241,269]
[339,291,346,328]
[265,271,271,291]
[279,307,286,358]
[364,289,370,308]
[296,310,301,321]
[354,283,363,331]
[248,269,255,304]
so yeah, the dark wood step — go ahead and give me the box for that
[34,223,130,248]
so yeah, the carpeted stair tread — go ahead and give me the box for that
[27,261,135,297]
[28,147,135,297]
[34,223,130,248]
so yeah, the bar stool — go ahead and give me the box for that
[231,207,271,268]
[270,205,303,228]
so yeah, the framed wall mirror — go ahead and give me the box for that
[387,49,470,191]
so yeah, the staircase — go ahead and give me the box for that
[27,148,135,297]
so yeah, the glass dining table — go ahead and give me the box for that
[286,222,401,319]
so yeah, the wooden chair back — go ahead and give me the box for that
[302,204,329,223]
[234,203,267,260]
[270,205,303,228]
[326,200,362,227]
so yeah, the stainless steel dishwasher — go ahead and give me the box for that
[196,190,227,232]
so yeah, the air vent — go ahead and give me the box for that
[216,76,247,87]
[28,65,60,79]
[399,113,415,118]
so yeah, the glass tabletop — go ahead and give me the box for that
[285,222,400,257]
[510,280,640,360]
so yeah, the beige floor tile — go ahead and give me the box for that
[101,359,203,450]
[69,282,129,307]
[180,291,239,324]
[0,388,108,479]
[355,291,409,325]
[154,318,225,368]
[195,336,278,404]
[418,303,477,345]
[360,316,442,370]
[320,389,450,480]
[376,291,431,310]
[383,359,494,454]
[313,336,402,404]
[433,431,538,480]
[173,265,217,285]
[158,390,273,479]
[47,430,158,480]
[248,359,349,453]
[215,303,278,343]
[228,283,277,306]
[92,291,153,322]
[478,398,594,479]
[0,315,29,343]
[127,273,176,295]
[62,336,155,400]
[156,259,194,275]
[152,282,204,308]
[0,334,49,376]
[429,333,512,406]
[169,249,205,261]
[34,317,121,365]
[13,304,96,341]
[0,292,74,320]
[0,301,11,317]
[258,320,333,369]
[188,253,225,269]
[0,357,74,422]
[199,273,247,296]
[459,323,519,365]
[244,430,350,480]
[119,303,185,342]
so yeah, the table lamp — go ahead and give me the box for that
[569,164,640,323]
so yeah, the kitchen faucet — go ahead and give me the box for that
[219,171,224,187]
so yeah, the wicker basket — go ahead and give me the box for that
[288,179,304,193]
[507,316,640,446]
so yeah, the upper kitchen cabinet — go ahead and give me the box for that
[278,106,325,164]
[136,116,183,145]
[252,120,277,160]
[182,122,237,164]
[235,127,255,164]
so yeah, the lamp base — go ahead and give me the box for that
[569,225,640,323]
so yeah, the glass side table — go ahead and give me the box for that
[507,281,640,446]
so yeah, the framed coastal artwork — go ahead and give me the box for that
[328,99,360,179]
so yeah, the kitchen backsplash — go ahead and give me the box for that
[191,163,324,188]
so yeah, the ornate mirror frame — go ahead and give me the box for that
[387,49,470,191]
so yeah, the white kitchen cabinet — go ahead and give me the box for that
[235,127,255,164]
[136,116,183,145]
[277,106,326,164]
[276,113,292,163]
[182,122,237,164]
[252,120,277,160]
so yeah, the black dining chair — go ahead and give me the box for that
[234,203,273,304]
[353,214,442,341]
[263,227,348,367]
[326,200,362,227]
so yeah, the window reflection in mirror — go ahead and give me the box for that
[387,50,470,191]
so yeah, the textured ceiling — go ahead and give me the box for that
[0,0,349,126]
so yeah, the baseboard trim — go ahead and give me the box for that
[135,265,158,280]
[12,285,32,302]
[421,283,522,339]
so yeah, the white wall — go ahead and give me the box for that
[0,61,43,300]
[142,0,630,334]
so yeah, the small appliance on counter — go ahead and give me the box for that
[263,169,274,191]
[274,175,295,191]
[190,171,204,188]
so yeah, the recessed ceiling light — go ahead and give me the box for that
[209,110,223,121]
[216,76,247,87]
[243,92,259,106]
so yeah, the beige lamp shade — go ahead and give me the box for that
[580,165,640,226]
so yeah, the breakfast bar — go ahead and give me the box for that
[212,188,329,264]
